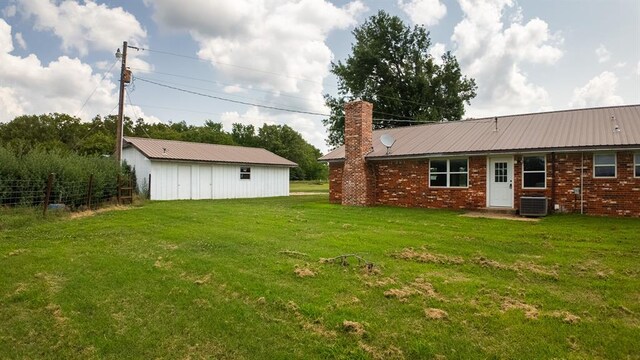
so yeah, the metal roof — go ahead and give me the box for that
[320,105,640,161]
[124,137,297,167]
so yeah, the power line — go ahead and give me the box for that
[139,47,331,87]
[126,90,155,139]
[128,67,326,104]
[74,59,119,117]
[72,103,119,151]
[134,76,331,117]
[132,75,324,112]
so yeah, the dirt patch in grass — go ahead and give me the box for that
[279,249,309,258]
[9,283,29,297]
[358,341,404,360]
[284,301,337,339]
[342,320,366,337]
[153,256,172,269]
[571,260,615,279]
[303,319,337,339]
[501,298,539,319]
[35,272,65,294]
[474,256,511,270]
[550,311,581,324]
[159,243,179,251]
[384,278,440,302]
[6,249,28,257]
[69,205,133,219]
[384,287,420,302]
[193,274,211,285]
[393,247,464,265]
[294,266,316,278]
[425,308,448,320]
[473,256,559,280]
[363,276,396,288]
[45,303,68,325]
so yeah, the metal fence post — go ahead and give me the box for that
[117,174,121,205]
[43,173,54,216]
[86,174,94,209]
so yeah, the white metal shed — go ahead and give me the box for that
[122,137,297,200]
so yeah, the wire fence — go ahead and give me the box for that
[0,174,133,215]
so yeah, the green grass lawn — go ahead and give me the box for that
[290,180,329,193]
[1,196,639,359]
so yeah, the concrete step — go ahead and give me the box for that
[478,207,517,215]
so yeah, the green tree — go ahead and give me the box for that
[231,123,259,147]
[322,10,477,148]
[0,113,86,154]
[256,124,327,180]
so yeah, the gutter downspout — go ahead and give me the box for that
[580,152,584,215]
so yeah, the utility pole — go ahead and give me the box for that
[115,41,129,164]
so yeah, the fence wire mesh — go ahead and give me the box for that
[0,174,128,212]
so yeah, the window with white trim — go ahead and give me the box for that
[522,155,546,188]
[593,153,616,178]
[240,167,251,180]
[429,158,468,187]
[635,153,640,178]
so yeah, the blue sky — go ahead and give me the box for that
[1,0,638,153]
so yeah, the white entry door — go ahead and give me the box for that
[489,157,514,207]
[177,165,192,199]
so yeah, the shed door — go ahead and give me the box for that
[177,165,192,200]
[489,157,513,207]
[198,166,212,199]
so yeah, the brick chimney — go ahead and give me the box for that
[342,100,374,206]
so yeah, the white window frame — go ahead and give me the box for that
[593,153,616,178]
[635,153,640,178]
[240,166,251,180]
[522,155,546,189]
[429,158,469,188]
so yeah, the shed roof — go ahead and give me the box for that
[320,105,640,161]
[124,137,297,167]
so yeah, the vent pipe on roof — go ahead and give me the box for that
[162,147,167,156]
[611,115,621,133]
[494,117,498,132]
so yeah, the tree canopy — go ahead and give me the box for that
[322,10,477,148]
[0,114,327,180]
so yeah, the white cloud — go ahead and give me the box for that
[398,0,447,26]
[17,0,147,56]
[569,71,623,108]
[2,4,17,17]
[14,32,26,50]
[451,0,563,116]
[146,0,366,152]
[614,61,626,69]
[0,19,157,125]
[595,44,610,63]
[429,42,446,65]
[223,85,246,94]
[636,60,640,75]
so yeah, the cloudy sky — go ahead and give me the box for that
[1,0,638,152]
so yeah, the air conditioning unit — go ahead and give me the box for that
[520,197,548,217]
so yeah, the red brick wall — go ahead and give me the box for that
[329,162,343,204]
[372,156,487,209]
[329,151,640,216]
[342,100,375,206]
[512,152,640,216]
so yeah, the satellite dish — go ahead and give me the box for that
[380,134,396,155]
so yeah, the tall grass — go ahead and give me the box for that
[0,146,122,208]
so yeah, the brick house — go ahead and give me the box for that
[320,100,640,217]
